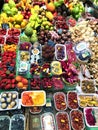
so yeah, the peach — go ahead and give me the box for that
[21,78,28,85]
[17,82,23,88]
[15,76,22,82]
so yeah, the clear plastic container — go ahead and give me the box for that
[56,112,71,130]
[19,42,32,51]
[53,92,67,111]
[84,107,98,129]
[19,51,30,62]
[0,91,18,111]
[0,28,7,36]
[67,91,78,109]
[78,94,98,108]
[30,106,42,114]
[0,36,6,44]
[0,116,10,130]
[51,61,62,75]
[55,44,67,61]
[70,109,85,130]
[41,112,56,130]
[11,114,25,130]
[6,36,19,45]
[80,79,96,93]
[21,90,46,107]
[7,28,21,36]
[30,115,41,130]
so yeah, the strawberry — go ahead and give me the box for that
[5,84,11,89]
[11,79,16,84]
[11,84,15,88]
[9,73,14,78]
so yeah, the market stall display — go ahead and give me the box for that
[0,0,98,130]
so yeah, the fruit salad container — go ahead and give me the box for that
[41,112,56,130]
[53,92,67,111]
[19,51,30,62]
[70,109,85,130]
[30,106,42,114]
[30,43,42,64]
[51,61,62,76]
[19,42,32,51]
[0,116,10,130]
[55,44,67,61]
[18,61,30,76]
[0,91,18,111]
[21,90,46,107]
[41,77,54,91]
[0,36,6,44]
[78,94,98,108]
[6,36,19,45]
[80,79,96,93]
[84,107,98,130]
[30,115,41,130]
[0,28,7,36]
[56,112,71,130]
[52,77,64,91]
[67,91,79,109]
[30,78,42,90]
[11,114,25,130]
[30,63,41,78]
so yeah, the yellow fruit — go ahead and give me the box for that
[9,17,15,22]
[21,20,27,28]
[14,24,21,29]
[46,11,54,21]
[15,14,23,23]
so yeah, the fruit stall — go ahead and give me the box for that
[0,0,98,130]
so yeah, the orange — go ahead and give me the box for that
[17,82,24,88]
[15,76,22,82]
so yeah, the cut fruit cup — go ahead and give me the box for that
[53,92,67,111]
[19,42,32,51]
[78,94,98,108]
[55,44,67,61]
[19,50,30,62]
[11,114,25,130]
[80,79,97,93]
[30,106,42,114]
[67,91,79,109]
[0,116,10,130]
[56,112,71,130]
[41,112,56,130]
[0,91,18,111]
[84,107,98,128]
[21,90,46,107]
[8,28,21,37]
[70,109,85,130]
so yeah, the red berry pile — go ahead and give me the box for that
[0,51,16,89]
[0,36,5,44]
[6,36,19,45]
[0,28,7,36]
[8,28,21,36]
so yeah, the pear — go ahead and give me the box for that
[3,4,10,12]
[8,0,16,8]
